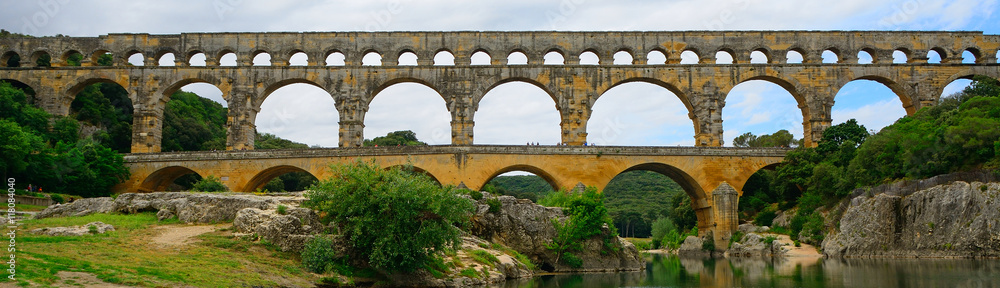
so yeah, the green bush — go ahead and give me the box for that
[301,236,339,273]
[486,198,502,213]
[561,252,583,268]
[753,207,777,227]
[661,229,683,249]
[545,187,617,265]
[192,175,228,192]
[49,194,65,204]
[701,239,715,251]
[276,205,288,215]
[303,161,474,273]
[469,190,483,200]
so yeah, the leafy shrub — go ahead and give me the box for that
[729,231,745,248]
[701,239,715,251]
[192,175,228,192]
[486,198,502,213]
[301,236,339,273]
[753,207,777,227]
[561,252,583,268]
[763,236,778,246]
[661,229,683,250]
[276,205,288,215]
[469,190,483,200]
[303,161,474,273]
[49,194,65,204]
[545,187,617,265]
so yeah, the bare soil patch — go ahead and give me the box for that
[152,224,227,247]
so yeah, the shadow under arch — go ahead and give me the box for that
[386,164,443,186]
[244,165,318,192]
[138,166,207,193]
[838,75,915,115]
[66,77,130,100]
[480,165,560,193]
[0,79,37,96]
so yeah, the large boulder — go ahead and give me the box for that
[35,197,113,219]
[678,236,711,258]
[112,192,283,223]
[824,181,1000,258]
[469,193,643,272]
[31,221,114,236]
[726,233,786,258]
[232,207,327,252]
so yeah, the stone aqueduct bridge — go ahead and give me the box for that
[121,145,787,245]
[2,31,1000,151]
[2,31,1000,245]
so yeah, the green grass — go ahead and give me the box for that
[13,204,49,211]
[486,243,536,270]
[2,213,320,287]
[468,250,499,266]
[459,268,480,279]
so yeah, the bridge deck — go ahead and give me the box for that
[123,145,791,162]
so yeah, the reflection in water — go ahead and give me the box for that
[498,254,1000,288]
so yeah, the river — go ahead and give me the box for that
[497,254,1000,288]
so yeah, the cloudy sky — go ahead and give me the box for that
[3,0,999,147]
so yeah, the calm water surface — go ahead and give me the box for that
[498,254,1000,288]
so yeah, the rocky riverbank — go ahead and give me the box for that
[824,181,1000,258]
[36,191,643,286]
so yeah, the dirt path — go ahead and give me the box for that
[151,224,227,247]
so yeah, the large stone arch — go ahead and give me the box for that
[161,77,231,105]
[242,165,318,192]
[473,77,557,106]
[606,162,712,231]
[588,77,695,144]
[725,75,814,145]
[257,78,329,110]
[834,74,916,115]
[476,165,562,193]
[368,78,446,105]
[136,166,210,193]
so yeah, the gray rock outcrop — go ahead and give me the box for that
[232,207,327,252]
[824,181,1000,258]
[726,233,786,258]
[31,221,114,236]
[678,236,711,258]
[469,193,643,272]
[36,192,307,224]
[34,197,113,219]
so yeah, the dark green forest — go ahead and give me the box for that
[486,170,695,238]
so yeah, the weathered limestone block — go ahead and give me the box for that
[824,182,1000,258]
[31,221,115,236]
[35,197,114,219]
